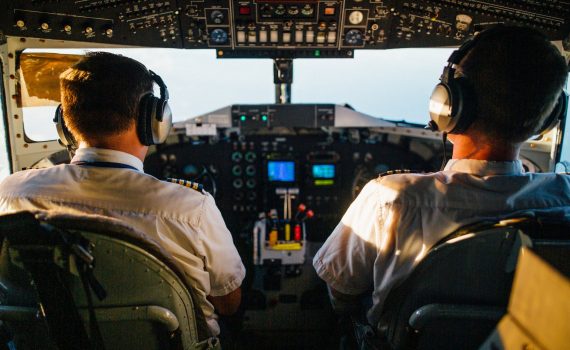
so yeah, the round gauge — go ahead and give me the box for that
[210,10,224,24]
[348,11,364,25]
[344,29,363,45]
[210,28,228,44]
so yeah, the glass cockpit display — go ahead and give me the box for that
[267,161,295,182]
[311,164,336,186]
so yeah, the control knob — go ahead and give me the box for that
[210,10,224,24]
[210,28,228,44]
[275,5,286,16]
[348,11,364,25]
[344,29,364,45]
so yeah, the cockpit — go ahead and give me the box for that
[0,1,569,349]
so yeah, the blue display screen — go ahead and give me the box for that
[312,164,335,179]
[268,161,295,182]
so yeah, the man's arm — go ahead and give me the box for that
[328,286,361,314]
[207,287,242,316]
[313,181,381,313]
[199,193,246,315]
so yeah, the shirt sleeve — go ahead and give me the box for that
[198,193,246,297]
[313,180,382,295]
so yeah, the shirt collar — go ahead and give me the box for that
[443,159,524,176]
[72,147,144,172]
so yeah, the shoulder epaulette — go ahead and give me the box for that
[166,178,205,194]
[377,169,415,178]
[377,169,433,179]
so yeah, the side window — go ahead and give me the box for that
[0,58,11,180]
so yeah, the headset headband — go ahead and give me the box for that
[149,70,169,101]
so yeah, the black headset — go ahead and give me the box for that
[54,68,172,149]
[427,27,568,135]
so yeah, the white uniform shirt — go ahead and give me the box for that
[313,159,570,326]
[0,147,246,335]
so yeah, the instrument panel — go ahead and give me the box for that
[145,120,441,241]
[1,0,568,58]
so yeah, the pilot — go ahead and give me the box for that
[313,26,570,326]
[0,52,245,336]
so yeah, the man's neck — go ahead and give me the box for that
[79,127,148,162]
[449,133,520,161]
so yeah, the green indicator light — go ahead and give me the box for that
[314,50,321,57]
[261,115,268,121]
[240,115,247,121]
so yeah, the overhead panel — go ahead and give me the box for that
[0,0,568,57]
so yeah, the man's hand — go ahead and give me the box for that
[207,287,242,315]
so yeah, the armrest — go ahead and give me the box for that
[409,304,505,331]
[78,305,180,333]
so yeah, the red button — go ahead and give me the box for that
[239,6,251,15]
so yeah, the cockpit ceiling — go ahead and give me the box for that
[1,1,568,58]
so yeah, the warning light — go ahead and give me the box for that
[314,50,321,57]
[261,115,268,121]
[239,6,251,15]
[324,7,335,16]
[240,115,247,121]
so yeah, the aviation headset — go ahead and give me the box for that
[427,26,568,135]
[54,68,173,149]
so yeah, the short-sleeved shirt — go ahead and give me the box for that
[0,147,246,335]
[313,159,570,326]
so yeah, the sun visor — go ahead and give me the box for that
[18,53,83,107]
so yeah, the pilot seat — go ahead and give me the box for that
[353,214,570,350]
[0,210,220,350]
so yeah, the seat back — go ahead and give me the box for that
[377,216,570,350]
[0,211,218,350]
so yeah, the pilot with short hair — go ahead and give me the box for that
[313,26,570,326]
[0,52,245,336]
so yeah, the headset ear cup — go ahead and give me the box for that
[537,91,568,135]
[53,104,77,149]
[138,94,155,146]
[151,99,172,144]
[151,99,165,144]
[428,84,453,132]
[139,70,172,145]
[450,77,477,134]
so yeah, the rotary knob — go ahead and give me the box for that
[210,10,224,24]
[348,11,364,25]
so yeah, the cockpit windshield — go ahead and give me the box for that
[20,47,455,141]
